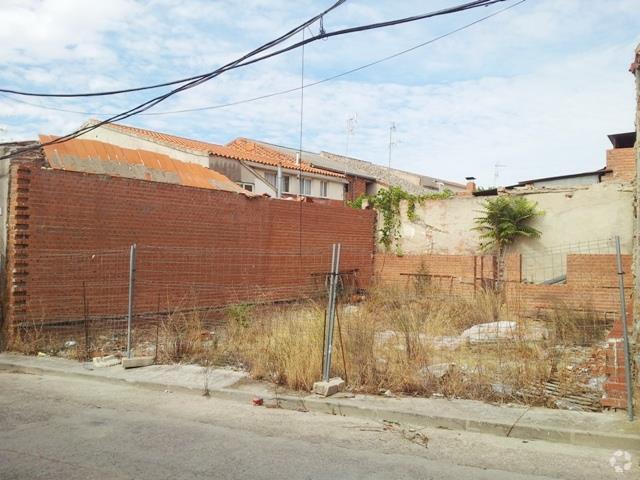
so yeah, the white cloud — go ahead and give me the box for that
[1,0,638,187]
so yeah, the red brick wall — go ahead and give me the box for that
[374,252,634,408]
[375,253,631,321]
[4,162,375,330]
[604,147,635,182]
[345,175,368,202]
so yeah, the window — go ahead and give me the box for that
[320,181,328,198]
[237,182,254,192]
[302,178,312,196]
[265,172,277,187]
[281,175,290,193]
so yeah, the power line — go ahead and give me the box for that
[0,2,347,99]
[0,0,503,100]
[0,0,509,161]
[1,0,525,118]
[0,0,348,160]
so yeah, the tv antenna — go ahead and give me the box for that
[345,114,357,156]
[493,163,507,186]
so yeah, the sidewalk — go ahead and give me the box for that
[1,352,638,450]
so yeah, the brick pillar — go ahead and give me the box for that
[3,162,32,347]
[603,46,640,409]
[633,44,640,341]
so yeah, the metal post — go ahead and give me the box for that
[615,236,634,421]
[126,243,137,359]
[322,243,341,382]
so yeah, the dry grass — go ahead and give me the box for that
[9,284,611,407]
[208,285,588,405]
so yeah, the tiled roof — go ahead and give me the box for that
[231,137,463,193]
[319,151,465,191]
[89,121,344,178]
[39,135,253,195]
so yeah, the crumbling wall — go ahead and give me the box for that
[391,182,633,257]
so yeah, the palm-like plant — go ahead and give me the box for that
[474,196,543,285]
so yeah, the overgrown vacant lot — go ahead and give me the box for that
[148,285,610,408]
[11,283,612,408]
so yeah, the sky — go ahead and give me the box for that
[0,0,638,186]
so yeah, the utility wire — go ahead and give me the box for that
[0,0,508,160]
[0,0,502,99]
[0,0,347,159]
[0,1,347,98]
[1,0,525,117]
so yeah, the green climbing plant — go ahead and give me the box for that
[348,186,453,252]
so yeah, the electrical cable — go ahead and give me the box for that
[0,0,347,159]
[0,0,501,99]
[0,0,524,118]
[0,0,509,160]
[0,1,347,98]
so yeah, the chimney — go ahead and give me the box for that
[465,176,476,193]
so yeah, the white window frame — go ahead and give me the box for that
[302,178,312,196]
[264,172,277,188]
[320,180,328,198]
[237,182,254,192]
[281,175,290,193]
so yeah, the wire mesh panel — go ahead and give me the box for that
[8,237,630,411]
[12,247,131,356]
[521,238,617,284]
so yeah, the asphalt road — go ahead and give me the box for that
[0,371,632,479]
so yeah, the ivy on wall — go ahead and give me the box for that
[348,186,454,253]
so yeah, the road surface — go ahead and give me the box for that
[0,370,632,479]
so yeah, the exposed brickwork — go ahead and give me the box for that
[4,162,35,344]
[345,175,368,202]
[604,147,635,182]
[3,162,375,331]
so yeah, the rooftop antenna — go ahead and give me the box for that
[345,114,357,156]
[388,122,398,186]
[493,163,507,187]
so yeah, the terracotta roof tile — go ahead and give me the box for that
[39,135,253,196]
[90,121,344,178]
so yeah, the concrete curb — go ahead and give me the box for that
[1,360,638,450]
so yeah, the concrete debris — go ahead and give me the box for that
[460,321,547,344]
[376,322,547,353]
[586,375,607,391]
[312,377,345,397]
[382,420,429,448]
[491,383,514,396]
[121,356,154,369]
[92,355,121,368]
[422,363,456,381]
[429,336,463,350]
[374,330,402,348]
[403,430,429,447]
[342,305,360,315]
[554,399,587,412]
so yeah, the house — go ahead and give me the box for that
[38,135,251,195]
[227,138,465,202]
[474,131,636,195]
[77,120,347,201]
